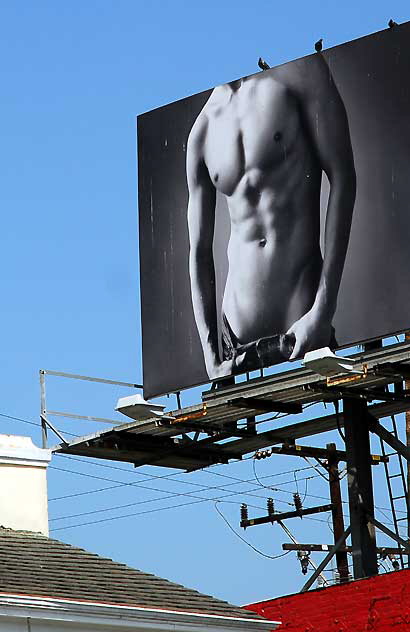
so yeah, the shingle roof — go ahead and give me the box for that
[0,528,261,620]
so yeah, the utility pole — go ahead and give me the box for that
[327,442,350,582]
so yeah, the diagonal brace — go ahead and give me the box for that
[366,513,410,550]
[367,413,410,462]
[300,526,351,593]
[41,414,68,446]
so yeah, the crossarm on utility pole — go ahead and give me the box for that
[241,504,333,528]
[300,526,351,593]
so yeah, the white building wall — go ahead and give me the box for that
[0,435,51,536]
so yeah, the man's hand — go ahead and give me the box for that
[205,352,246,380]
[286,308,333,360]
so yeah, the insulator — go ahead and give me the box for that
[254,452,261,460]
[297,550,309,575]
[389,554,400,571]
[267,497,275,516]
[293,492,303,514]
[240,503,248,524]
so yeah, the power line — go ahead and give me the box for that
[51,464,326,522]
[50,454,316,501]
[51,495,280,523]
[50,464,319,502]
[214,501,292,561]
[0,411,78,437]
[50,491,335,533]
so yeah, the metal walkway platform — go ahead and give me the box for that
[52,342,410,471]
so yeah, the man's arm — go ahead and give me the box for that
[187,114,234,378]
[281,54,356,358]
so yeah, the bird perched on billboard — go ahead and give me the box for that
[315,38,323,52]
[258,57,270,71]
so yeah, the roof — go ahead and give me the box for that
[0,528,261,621]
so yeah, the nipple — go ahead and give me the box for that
[274,131,282,142]
[259,237,267,247]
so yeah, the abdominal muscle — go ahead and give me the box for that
[222,193,322,344]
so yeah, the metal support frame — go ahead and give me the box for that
[39,369,142,448]
[40,414,68,446]
[300,526,352,592]
[255,443,386,465]
[368,413,410,461]
[40,370,47,449]
[228,397,302,415]
[367,514,410,550]
[343,397,378,578]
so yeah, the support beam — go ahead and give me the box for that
[300,526,351,592]
[41,414,68,446]
[343,397,378,578]
[367,414,410,462]
[256,443,386,465]
[40,370,47,449]
[228,397,302,415]
[367,514,410,551]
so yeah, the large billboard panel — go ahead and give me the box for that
[138,22,410,398]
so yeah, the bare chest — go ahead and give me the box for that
[203,81,301,196]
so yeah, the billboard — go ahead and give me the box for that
[138,22,410,398]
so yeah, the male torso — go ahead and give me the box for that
[202,72,323,345]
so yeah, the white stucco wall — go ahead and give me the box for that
[0,435,51,535]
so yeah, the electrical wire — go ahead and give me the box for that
[303,456,329,482]
[251,459,316,494]
[52,450,403,531]
[301,475,309,504]
[50,456,318,502]
[51,500,335,532]
[214,502,292,561]
[0,410,79,437]
[50,464,321,522]
[50,496,271,523]
[293,470,299,494]
[55,453,314,491]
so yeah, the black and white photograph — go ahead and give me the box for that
[138,21,410,398]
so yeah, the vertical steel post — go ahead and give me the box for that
[39,370,47,449]
[327,442,350,582]
[343,396,378,578]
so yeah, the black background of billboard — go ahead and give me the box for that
[138,23,410,398]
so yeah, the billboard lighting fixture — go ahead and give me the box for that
[303,347,364,378]
[115,394,167,422]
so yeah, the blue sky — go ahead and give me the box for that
[1,0,410,606]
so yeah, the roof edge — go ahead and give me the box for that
[0,592,279,630]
